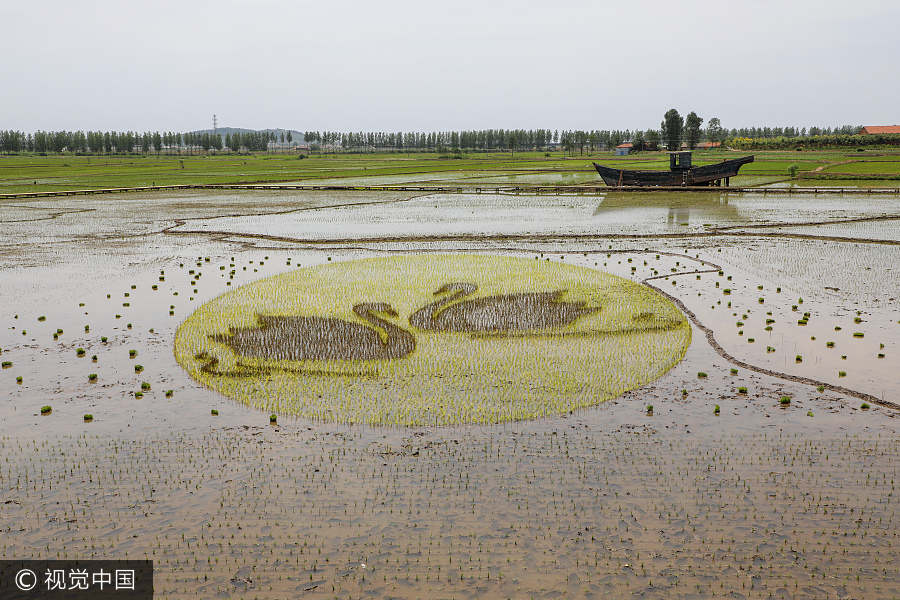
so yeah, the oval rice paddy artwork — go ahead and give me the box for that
[175,254,691,425]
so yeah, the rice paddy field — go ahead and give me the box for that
[1,175,899,598]
[2,148,900,195]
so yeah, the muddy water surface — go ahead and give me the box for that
[0,190,898,599]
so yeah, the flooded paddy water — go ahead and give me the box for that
[0,188,898,598]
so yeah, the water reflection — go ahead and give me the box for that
[594,192,746,227]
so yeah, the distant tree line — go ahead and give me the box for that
[302,129,648,154]
[0,129,289,154]
[727,133,900,150]
[0,121,875,155]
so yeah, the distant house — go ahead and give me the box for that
[614,142,633,156]
[695,141,722,149]
[859,125,900,135]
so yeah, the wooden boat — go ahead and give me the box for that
[592,153,754,187]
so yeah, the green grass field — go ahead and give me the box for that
[2,148,900,194]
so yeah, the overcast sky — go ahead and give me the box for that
[2,0,897,132]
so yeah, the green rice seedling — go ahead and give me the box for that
[681,389,688,396]
[83,414,93,422]
[737,387,748,394]
[101,336,108,343]
[826,341,835,347]
[37,315,46,321]
[134,364,143,373]
[88,373,97,382]
[1,361,11,368]
[140,382,151,391]
[40,405,51,414]
[747,338,754,343]
[795,355,802,363]
[270,414,278,423]
[816,385,825,392]
[645,405,653,415]
[84,325,89,332]
[16,376,22,384]
[730,368,738,375]
[853,332,864,338]
[697,372,707,378]
[767,346,775,353]
[76,348,85,357]
[165,390,173,398]
[838,371,846,377]
[807,410,813,417]
[135,391,143,399]
[713,405,720,415]
[174,255,690,426]
[860,402,870,410]
[835,326,841,331]
[878,353,885,358]
[779,396,791,406]
[129,349,137,358]
[211,409,219,416]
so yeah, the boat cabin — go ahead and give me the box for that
[670,151,692,171]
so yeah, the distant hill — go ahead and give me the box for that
[189,127,305,143]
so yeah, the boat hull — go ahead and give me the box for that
[593,155,754,187]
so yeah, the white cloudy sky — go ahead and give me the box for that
[2,0,897,132]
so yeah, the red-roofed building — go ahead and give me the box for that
[695,141,722,149]
[614,142,633,156]
[860,125,900,135]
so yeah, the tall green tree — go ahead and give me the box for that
[685,112,703,149]
[632,130,645,152]
[663,109,683,151]
[705,117,723,143]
